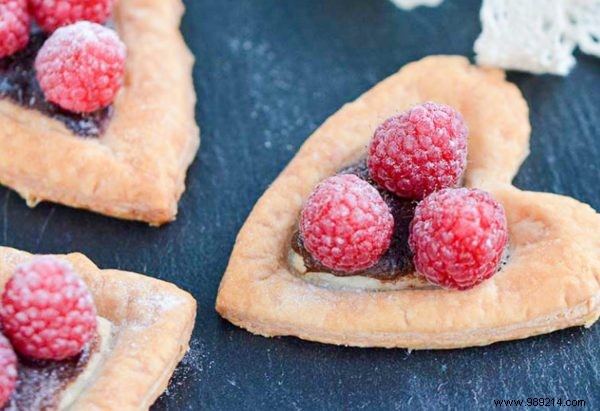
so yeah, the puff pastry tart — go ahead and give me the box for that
[0,248,196,410]
[216,55,600,349]
[0,0,199,225]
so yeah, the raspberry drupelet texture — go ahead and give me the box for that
[35,21,126,113]
[368,102,468,199]
[0,256,97,360]
[300,174,394,272]
[409,188,508,290]
[29,0,116,33]
[0,0,29,59]
[0,333,17,408]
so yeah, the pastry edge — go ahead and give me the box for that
[137,305,196,409]
[218,293,600,349]
[1,123,200,227]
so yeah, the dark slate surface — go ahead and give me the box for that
[1,0,599,409]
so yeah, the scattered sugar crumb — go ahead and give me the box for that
[225,34,317,147]
[162,339,207,398]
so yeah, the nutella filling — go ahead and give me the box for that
[0,28,113,137]
[291,159,511,287]
[1,336,99,411]
[1,317,113,411]
[291,158,418,282]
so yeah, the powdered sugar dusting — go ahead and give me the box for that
[123,291,187,332]
[41,21,122,57]
[34,21,126,112]
[161,339,209,400]
[29,0,115,32]
[300,174,394,272]
[142,291,187,312]
[0,0,29,59]
[226,36,317,150]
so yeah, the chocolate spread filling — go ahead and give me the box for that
[2,334,100,411]
[0,28,112,137]
[291,159,418,281]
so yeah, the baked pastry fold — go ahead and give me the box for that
[216,56,600,349]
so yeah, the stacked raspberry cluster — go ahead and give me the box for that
[300,102,508,290]
[0,256,98,407]
[0,0,125,113]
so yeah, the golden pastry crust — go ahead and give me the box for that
[0,0,199,226]
[216,56,600,349]
[0,247,197,409]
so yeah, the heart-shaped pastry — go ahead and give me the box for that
[0,0,199,225]
[216,55,600,349]
[0,247,196,409]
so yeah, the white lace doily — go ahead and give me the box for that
[475,0,600,75]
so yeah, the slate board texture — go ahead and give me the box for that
[0,0,598,410]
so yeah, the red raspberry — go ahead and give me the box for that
[35,21,126,113]
[0,333,17,408]
[368,102,468,199]
[409,188,508,290]
[0,256,97,360]
[300,174,394,272]
[29,0,116,33]
[0,0,29,58]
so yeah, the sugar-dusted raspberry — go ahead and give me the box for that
[368,102,468,199]
[0,256,97,360]
[35,21,126,113]
[29,0,116,33]
[0,0,29,58]
[409,188,508,290]
[0,333,17,408]
[300,174,394,272]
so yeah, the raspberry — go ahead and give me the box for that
[0,256,97,360]
[368,102,468,199]
[35,21,126,113]
[409,188,508,290]
[299,174,394,272]
[0,0,29,58]
[0,333,17,408]
[29,0,116,33]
